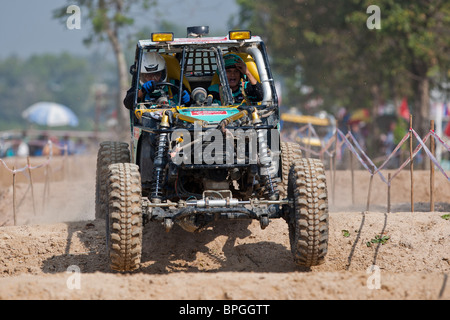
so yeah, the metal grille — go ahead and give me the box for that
[185,50,216,75]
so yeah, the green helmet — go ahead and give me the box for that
[224,54,244,69]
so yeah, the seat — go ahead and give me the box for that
[210,52,260,87]
[161,54,192,92]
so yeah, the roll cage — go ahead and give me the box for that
[129,34,279,110]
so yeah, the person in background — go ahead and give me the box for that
[74,138,87,155]
[17,131,30,157]
[60,135,75,155]
[42,136,61,157]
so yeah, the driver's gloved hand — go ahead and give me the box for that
[141,80,156,95]
[181,90,190,104]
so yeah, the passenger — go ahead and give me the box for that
[124,52,190,109]
[208,54,263,105]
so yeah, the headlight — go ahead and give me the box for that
[229,30,252,41]
[151,32,174,42]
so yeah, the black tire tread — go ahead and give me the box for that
[107,163,143,272]
[288,157,329,267]
[95,141,130,219]
[279,142,303,199]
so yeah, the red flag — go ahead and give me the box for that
[398,97,409,121]
[445,121,450,137]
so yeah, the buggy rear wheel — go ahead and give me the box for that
[287,157,329,267]
[279,141,303,199]
[95,141,130,219]
[106,163,143,272]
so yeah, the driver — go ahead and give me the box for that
[124,52,190,109]
[208,53,263,106]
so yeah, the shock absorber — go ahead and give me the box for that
[151,112,170,203]
[252,109,278,200]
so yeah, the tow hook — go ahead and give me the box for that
[164,218,174,233]
[259,215,269,230]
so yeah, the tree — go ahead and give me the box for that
[54,0,156,138]
[235,0,450,139]
[0,53,94,130]
[348,0,450,138]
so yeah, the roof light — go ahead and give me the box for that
[151,32,174,42]
[187,26,209,38]
[229,30,251,41]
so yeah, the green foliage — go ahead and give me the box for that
[53,0,157,132]
[53,0,156,46]
[366,234,390,247]
[235,0,450,114]
[342,230,351,238]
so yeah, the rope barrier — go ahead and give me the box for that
[411,129,449,181]
[0,140,69,174]
[282,120,450,184]
[1,140,70,226]
[430,130,450,152]
[333,128,449,185]
[1,122,449,223]
[284,120,449,213]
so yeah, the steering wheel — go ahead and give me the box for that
[155,82,180,93]
[142,82,184,106]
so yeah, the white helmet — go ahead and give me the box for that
[140,52,167,81]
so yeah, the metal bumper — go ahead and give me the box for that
[143,197,289,230]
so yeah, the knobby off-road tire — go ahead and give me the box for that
[95,142,130,219]
[279,142,303,199]
[107,163,143,272]
[287,157,329,267]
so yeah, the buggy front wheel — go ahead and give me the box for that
[287,158,329,267]
[106,163,143,272]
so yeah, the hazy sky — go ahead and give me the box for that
[0,0,239,58]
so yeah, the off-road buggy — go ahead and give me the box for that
[96,27,329,272]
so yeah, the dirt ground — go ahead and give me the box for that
[0,155,449,300]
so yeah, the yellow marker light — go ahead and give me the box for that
[151,32,174,42]
[175,136,184,144]
[229,30,251,41]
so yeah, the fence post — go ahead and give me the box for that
[366,174,374,212]
[430,120,435,212]
[349,131,355,205]
[307,123,311,159]
[409,115,414,212]
[12,166,17,226]
[387,173,391,213]
[329,151,334,205]
[43,161,50,211]
[27,157,37,216]
[332,126,338,205]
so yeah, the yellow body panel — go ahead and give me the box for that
[161,54,192,92]
[281,114,330,126]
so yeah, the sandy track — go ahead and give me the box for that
[0,156,449,300]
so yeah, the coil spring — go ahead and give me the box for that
[257,128,271,167]
[256,127,278,200]
[263,167,279,200]
[151,133,168,201]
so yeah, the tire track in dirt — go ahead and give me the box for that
[0,211,448,299]
[0,157,449,299]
